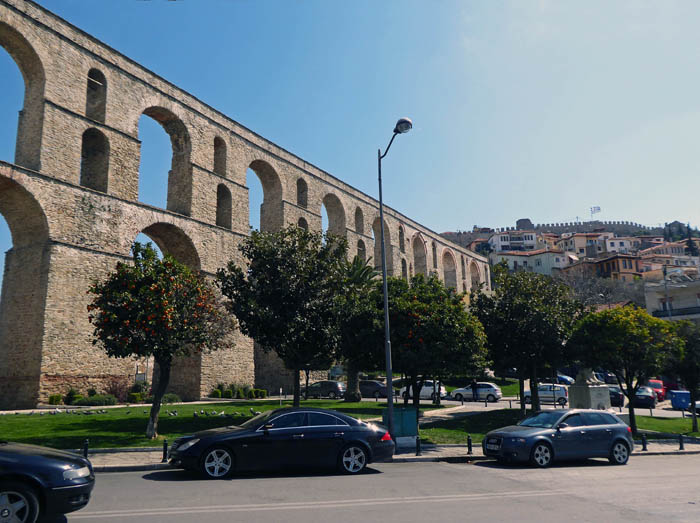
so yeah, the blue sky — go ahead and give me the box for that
[1,0,700,276]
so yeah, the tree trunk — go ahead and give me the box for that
[146,358,171,439]
[519,372,526,417]
[411,375,422,410]
[293,367,301,407]
[403,373,409,406]
[434,376,441,406]
[304,369,310,400]
[625,379,638,435]
[529,362,540,412]
[345,360,362,402]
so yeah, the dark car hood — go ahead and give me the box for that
[0,442,89,467]
[195,425,249,439]
[487,425,551,437]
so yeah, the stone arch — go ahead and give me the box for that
[85,68,107,123]
[248,159,283,232]
[296,178,308,208]
[372,217,393,274]
[357,239,366,262]
[470,261,481,290]
[80,128,109,192]
[412,234,427,276]
[354,207,364,234]
[443,250,457,289]
[139,222,201,271]
[399,225,406,253]
[139,106,192,216]
[216,184,232,229]
[213,136,226,176]
[401,258,408,280]
[0,176,51,408]
[297,217,308,230]
[321,193,346,238]
[0,22,46,170]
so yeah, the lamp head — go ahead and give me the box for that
[393,117,413,134]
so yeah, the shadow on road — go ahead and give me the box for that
[474,458,612,470]
[142,466,382,482]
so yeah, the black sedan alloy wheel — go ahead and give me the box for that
[201,447,234,479]
[0,482,39,523]
[339,445,367,474]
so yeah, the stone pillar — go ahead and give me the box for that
[568,368,611,410]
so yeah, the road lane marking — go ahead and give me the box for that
[72,490,564,519]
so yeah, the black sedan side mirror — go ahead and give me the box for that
[557,422,568,431]
[263,423,274,434]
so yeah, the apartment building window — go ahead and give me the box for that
[555,257,560,262]
[536,259,541,266]
[610,242,615,247]
[579,248,584,254]
[620,241,625,246]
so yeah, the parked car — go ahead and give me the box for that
[632,386,657,409]
[168,407,394,477]
[660,376,683,397]
[359,380,388,399]
[0,441,95,521]
[452,382,502,402]
[302,380,346,399]
[541,374,575,386]
[524,384,568,406]
[607,385,625,408]
[399,380,447,400]
[482,409,633,467]
[646,379,665,401]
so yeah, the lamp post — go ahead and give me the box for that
[378,117,412,440]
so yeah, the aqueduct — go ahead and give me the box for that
[0,0,489,408]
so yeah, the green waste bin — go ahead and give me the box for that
[382,407,418,437]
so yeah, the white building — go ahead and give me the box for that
[488,231,541,252]
[490,249,575,276]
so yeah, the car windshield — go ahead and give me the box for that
[240,410,276,428]
[517,411,564,428]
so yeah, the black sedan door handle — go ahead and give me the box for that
[579,430,587,435]
[334,432,344,437]
[292,434,304,439]
[605,429,612,433]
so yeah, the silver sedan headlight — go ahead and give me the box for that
[507,437,527,445]
[63,466,91,480]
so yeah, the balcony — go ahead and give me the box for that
[652,306,700,318]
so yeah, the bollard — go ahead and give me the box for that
[162,439,168,462]
[650,408,653,417]
[679,434,685,451]
[461,397,464,406]
[375,395,378,402]
[641,433,647,451]
[509,399,512,409]
[416,436,422,456]
[83,439,89,458]
[467,434,473,455]
[484,399,488,408]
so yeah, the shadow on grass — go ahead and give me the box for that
[143,466,382,482]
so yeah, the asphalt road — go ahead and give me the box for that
[59,455,700,523]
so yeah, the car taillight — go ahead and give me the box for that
[380,431,392,442]
[627,426,632,434]
[565,389,568,397]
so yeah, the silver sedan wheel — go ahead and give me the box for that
[531,443,552,468]
[610,441,629,465]
[203,448,233,478]
[0,488,36,523]
[341,445,367,474]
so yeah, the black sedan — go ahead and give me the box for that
[608,385,625,407]
[632,386,657,409]
[302,380,345,399]
[168,407,394,478]
[359,380,388,398]
[482,409,634,468]
[0,440,94,522]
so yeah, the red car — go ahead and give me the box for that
[647,379,665,401]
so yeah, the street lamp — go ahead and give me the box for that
[378,117,412,440]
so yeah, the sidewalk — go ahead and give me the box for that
[84,439,700,472]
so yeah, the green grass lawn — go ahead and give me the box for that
[0,400,442,450]
[419,409,527,444]
[636,415,700,438]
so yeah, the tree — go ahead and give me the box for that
[554,270,645,308]
[471,263,583,414]
[569,306,680,434]
[216,226,347,406]
[686,223,699,256]
[335,256,383,402]
[667,321,700,432]
[88,243,230,439]
[389,274,487,409]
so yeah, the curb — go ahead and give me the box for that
[91,449,700,472]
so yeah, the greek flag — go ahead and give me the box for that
[590,206,601,214]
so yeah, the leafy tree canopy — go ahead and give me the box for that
[667,321,700,431]
[216,226,347,406]
[88,242,230,438]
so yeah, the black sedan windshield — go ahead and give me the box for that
[240,410,275,428]
[517,411,564,428]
